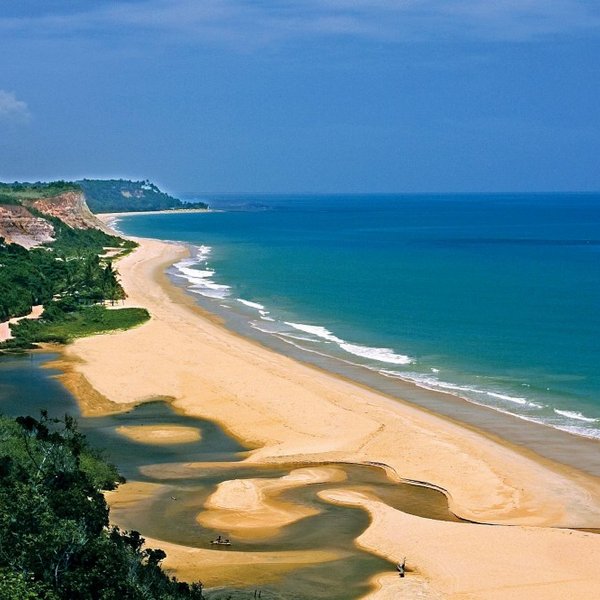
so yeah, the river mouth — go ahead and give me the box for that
[0,352,460,599]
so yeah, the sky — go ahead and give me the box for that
[1,0,599,193]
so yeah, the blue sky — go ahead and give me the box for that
[1,1,599,193]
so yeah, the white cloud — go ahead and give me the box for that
[0,0,599,45]
[0,90,31,123]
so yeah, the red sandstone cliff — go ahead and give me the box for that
[0,205,55,249]
[0,190,114,248]
[24,191,114,235]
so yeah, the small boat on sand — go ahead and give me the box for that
[210,536,231,546]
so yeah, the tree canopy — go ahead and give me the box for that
[0,412,205,600]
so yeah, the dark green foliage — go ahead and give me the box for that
[0,220,136,324]
[0,193,21,205]
[0,569,58,599]
[79,179,208,213]
[0,413,205,599]
[0,181,80,201]
[6,305,150,346]
[0,238,61,321]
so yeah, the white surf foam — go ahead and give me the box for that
[485,391,528,405]
[278,332,324,343]
[339,342,413,365]
[553,425,600,439]
[237,299,266,310]
[284,322,413,365]
[379,369,600,439]
[250,323,279,335]
[172,246,231,299]
[554,409,597,423]
[285,322,341,343]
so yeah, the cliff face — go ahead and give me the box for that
[0,205,55,249]
[24,191,114,235]
[0,190,114,248]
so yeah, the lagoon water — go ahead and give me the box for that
[115,193,600,440]
[0,353,460,599]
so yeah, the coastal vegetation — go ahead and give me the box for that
[0,182,146,349]
[78,179,208,213]
[0,180,80,200]
[6,305,150,347]
[0,181,204,597]
[0,412,205,599]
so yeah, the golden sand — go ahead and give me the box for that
[198,466,346,540]
[62,229,600,599]
[116,424,202,445]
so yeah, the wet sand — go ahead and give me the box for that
[199,466,347,540]
[61,232,600,599]
[323,489,600,599]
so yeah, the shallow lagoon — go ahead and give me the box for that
[0,352,460,599]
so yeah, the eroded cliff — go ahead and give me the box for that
[0,204,55,249]
[0,189,113,248]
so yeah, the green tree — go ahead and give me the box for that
[0,413,204,599]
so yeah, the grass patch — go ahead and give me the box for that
[0,181,80,202]
[3,305,150,348]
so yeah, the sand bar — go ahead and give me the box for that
[116,424,202,445]
[62,234,600,598]
[199,466,347,539]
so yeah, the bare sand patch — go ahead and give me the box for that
[117,424,202,445]
[0,304,43,343]
[321,488,600,600]
[198,466,346,540]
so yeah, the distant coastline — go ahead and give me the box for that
[97,208,213,217]
[97,208,213,231]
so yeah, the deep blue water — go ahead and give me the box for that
[115,193,600,439]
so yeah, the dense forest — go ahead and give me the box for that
[0,412,205,599]
[0,231,149,348]
[0,182,149,348]
[79,180,208,213]
[0,227,132,318]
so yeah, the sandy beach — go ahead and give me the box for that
[97,209,211,223]
[60,232,600,599]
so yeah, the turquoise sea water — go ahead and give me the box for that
[115,193,600,440]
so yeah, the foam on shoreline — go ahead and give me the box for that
[167,244,600,441]
[63,231,600,599]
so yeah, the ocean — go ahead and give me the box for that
[113,193,600,441]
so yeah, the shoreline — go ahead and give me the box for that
[161,239,600,480]
[61,232,600,598]
[178,266,600,478]
[97,208,213,220]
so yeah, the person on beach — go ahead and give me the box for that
[397,558,406,578]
